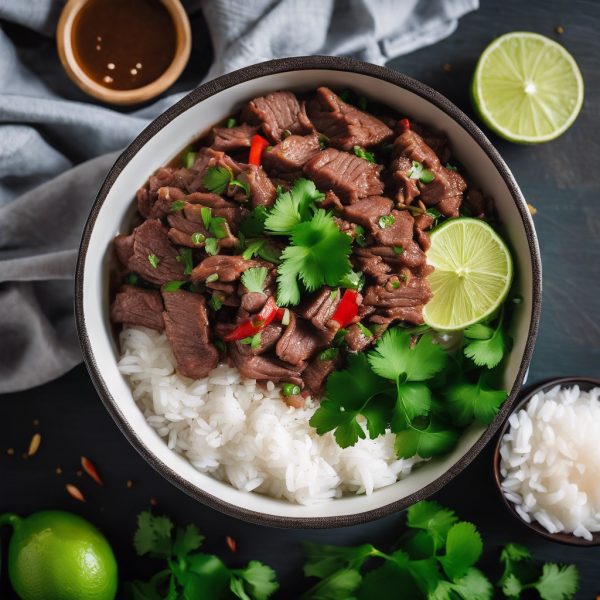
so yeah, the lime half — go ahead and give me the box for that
[423,218,513,331]
[471,32,583,143]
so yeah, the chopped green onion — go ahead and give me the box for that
[191,232,205,245]
[205,238,218,256]
[148,254,160,268]
[226,118,236,128]
[358,97,368,110]
[419,169,435,183]
[282,383,301,396]
[318,134,329,147]
[266,145,273,151]
[319,348,340,361]
[408,161,435,183]
[403,273,408,281]
[201,207,212,230]
[208,295,223,311]
[281,308,290,326]
[331,290,338,302]
[446,163,458,172]
[231,179,250,198]
[333,328,349,347]
[282,129,291,139]
[214,340,225,352]
[357,322,373,337]
[206,274,219,283]
[210,217,228,239]
[354,225,366,247]
[241,332,262,348]
[370,324,381,335]
[353,146,376,163]
[379,215,395,229]
[392,281,400,289]
[393,245,404,254]
[176,248,194,274]
[163,281,185,291]
[182,149,196,170]
[170,200,185,211]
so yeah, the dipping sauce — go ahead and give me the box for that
[72,0,177,91]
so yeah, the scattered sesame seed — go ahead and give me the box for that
[130,68,138,75]
[127,480,133,488]
[103,76,113,83]
[7,448,14,455]
[443,63,451,72]
[97,36,102,41]
[226,536,237,553]
[56,468,62,474]
[33,419,39,426]
[76,470,83,477]
[136,63,142,69]
[107,63,115,70]
[556,26,564,34]
[96,45,101,51]
[528,203,537,215]
[66,484,85,502]
[28,433,41,456]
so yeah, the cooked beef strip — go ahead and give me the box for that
[241,292,268,313]
[371,306,425,325]
[161,289,219,379]
[345,323,374,353]
[262,133,321,175]
[296,286,342,330]
[111,285,165,331]
[357,241,427,269]
[342,195,392,228]
[355,253,390,281]
[305,87,394,151]
[318,190,344,212]
[363,278,433,308]
[210,123,259,152]
[192,147,248,183]
[164,186,240,210]
[414,228,431,252]
[414,213,434,230]
[250,322,284,355]
[303,148,384,204]
[241,91,307,144]
[405,120,451,164]
[388,156,420,205]
[276,311,336,366]
[114,233,135,267]
[302,352,345,399]
[228,341,305,387]
[126,219,190,285]
[233,165,277,209]
[191,255,262,284]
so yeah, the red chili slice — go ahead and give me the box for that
[248,134,270,166]
[223,296,278,341]
[330,289,359,329]
[398,118,410,133]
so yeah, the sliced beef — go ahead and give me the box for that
[210,123,259,153]
[233,165,277,209]
[276,312,335,366]
[388,156,420,205]
[318,190,344,212]
[342,195,392,228]
[414,213,434,230]
[191,255,261,284]
[192,147,248,181]
[262,133,321,175]
[362,278,433,308]
[302,352,345,399]
[114,233,135,268]
[228,341,305,387]
[161,289,219,379]
[371,306,424,325]
[415,228,431,252]
[345,323,374,353]
[305,87,394,151]
[110,285,164,331]
[404,121,451,164]
[164,186,239,210]
[241,91,307,144]
[357,241,427,269]
[240,292,268,313]
[296,286,342,330]
[250,323,284,355]
[126,220,190,286]
[355,254,390,282]
[303,148,384,204]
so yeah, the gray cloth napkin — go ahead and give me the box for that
[0,0,478,393]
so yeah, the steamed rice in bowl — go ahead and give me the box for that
[118,325,424,505]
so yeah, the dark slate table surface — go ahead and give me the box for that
[1,0,599,597]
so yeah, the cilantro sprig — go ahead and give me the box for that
[203,166,250,198]
[241,267,268,294]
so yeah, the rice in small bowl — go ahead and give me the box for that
[76,56,541,527]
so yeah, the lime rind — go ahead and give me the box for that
[472,32,584,144]
[423,218,513,331]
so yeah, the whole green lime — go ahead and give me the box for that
[0,511,118,600]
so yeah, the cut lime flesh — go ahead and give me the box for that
[472,32,583,144]
[423,218,513,331]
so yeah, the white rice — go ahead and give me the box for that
[117,325,425,505]
[499,384,600,540]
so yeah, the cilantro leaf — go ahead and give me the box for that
[497,542,537,589]
[176,247,194,275]
[394,415,459,459]
[298,569,362,600]
[205,238,218,256]
[368,330,448,382]
[355,559,421,600]
[500,543,532,565]
[463,324,494,340]
[437,522,483,581]
[240,205,268,237]
[125,570,173,600]
[442,372,508,427]
[309,353,393,448]
[463,308,513,369]
[276,209,352,305]
[337,269,365,291]
[502,573,523,598]
[353,146,376,163]
[534,564,579,600]
[302,543,378,579]
[231,178,250,198]
[183,553,231,598]
[133,511,173,559]
[172,524,204,560]
[202,166,233,195]
[230,561,279,600]
[264,178,325,235]
[241,267,268,294]
[406,500,458,549]
[450,568,494,600]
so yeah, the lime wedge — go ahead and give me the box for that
[423,218,513,331]
[471,32,583,144]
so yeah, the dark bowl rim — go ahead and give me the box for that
[493,376,600,546]
[74,55,542,529]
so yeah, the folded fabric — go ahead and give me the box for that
[0,0,478,393]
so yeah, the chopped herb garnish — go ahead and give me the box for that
[231,179,250,198]
[446,163,458,171]
[358,96,368,110]
[333,328,349,347]
[241,267,267,294]
[170,200,185,211]
[191,232,205,245]
[148,254,160,268]
[282,129,291,139]
[318,134,329,147]
[408,160,436,184]
[182,148,196,170]
[226,118,236,128]
[175,248,194,274]
[319,348,340,361]
[331,290,338,302]
[163,281,185,291]
[281,308,290,326]
[426,207,443,226]
[240,205,268,237]
[283,383,300,396]
[463,306,513,369]
[205,273,219,283]
[266,145,273,151]
[393,245,403,254]
[208,295,223,311]
[214,340,225,352]
[202,166,233,195]
[460,205,473,217]
[354,225,366,247]
[241,332,262,348]
[403,273,408,281]
[379,215,395,229]
[353,146,376,163]
[201,207,212,230]
[210,217,228,239]
[357,322,373,337]
[392,281,400,289]
[337,270,365,291]
[204,238,218,256]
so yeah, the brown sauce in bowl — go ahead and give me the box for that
[72,0,177,91]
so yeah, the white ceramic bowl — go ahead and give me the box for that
[75,57,542,528]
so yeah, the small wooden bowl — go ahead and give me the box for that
[493,376,600,546]
[56,0,191,105]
